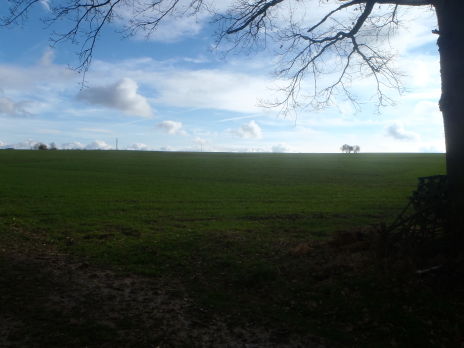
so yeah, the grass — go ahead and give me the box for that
[2,150,462,347]
[0,150,443,236]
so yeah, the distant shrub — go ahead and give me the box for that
[33,143,48,150]
[340,144,360,153]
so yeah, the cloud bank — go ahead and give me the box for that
[234,121,263,139]
[78,78,153,118]
[61,142,85,150]
[0,96,31,117]
[126,143,149,151]
[272,143,291,153]
[157,120,186,135]
[152,69,276,114]
[85,140,113,150]
[386,122,420,141]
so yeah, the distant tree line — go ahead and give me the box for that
[33,142,57,151]
[340,144,360,154]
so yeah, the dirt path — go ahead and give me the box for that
[0,247,328,347]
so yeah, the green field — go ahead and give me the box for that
[2,150,462,347]
[0,151,445,269]
[0,150,445,236]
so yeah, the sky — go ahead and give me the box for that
[0,1,444,153]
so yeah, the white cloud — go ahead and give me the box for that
[39,0,51,11]
[0,57,75,91]
[39,49,55,66]
[420,145,444,153]
[233,120,263,139]
[77,78,153,118]
[115,0,226,43]
[142,15,204,42]
[157,120,186,135]
[245,147,266,153]
[0,96,31,117]
[194,137,208,145]
[126,143,149,151]
[272,143,291,153]
[218,114,259,123]
[388,7,437,55]
[193,137,208,151]
[61,142,85,150]
[152,69,278,114]
[411,100,442,125]
[386,122,420,141]
[85,140,113,150]
[37,128,62,135]
[79,128,113,134]
[3,139,37,150]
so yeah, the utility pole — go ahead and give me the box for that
[116,138,118,150]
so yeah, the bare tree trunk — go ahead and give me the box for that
[436,1,464,249]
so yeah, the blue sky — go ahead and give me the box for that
[0,2,444,153]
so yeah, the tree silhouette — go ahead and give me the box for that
[341,144,352,153]
[33,142,48,150]
[2,0,462,244]
[340,145,361,153]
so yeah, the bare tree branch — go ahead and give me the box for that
[126,0,205,38]
[1,0,206,78]
[218,0,412,113]
[0,0,433,111]
[366,0,433,5]
[225,0,285,34]
[1,0,41,26]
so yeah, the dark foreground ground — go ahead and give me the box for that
[2,234,464,348]
[0,243,327,348]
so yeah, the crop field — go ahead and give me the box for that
[0,150,445,243]
[2,150,462,347]
[1,151,445,270]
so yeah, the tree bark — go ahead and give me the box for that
[435,0,464,249]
